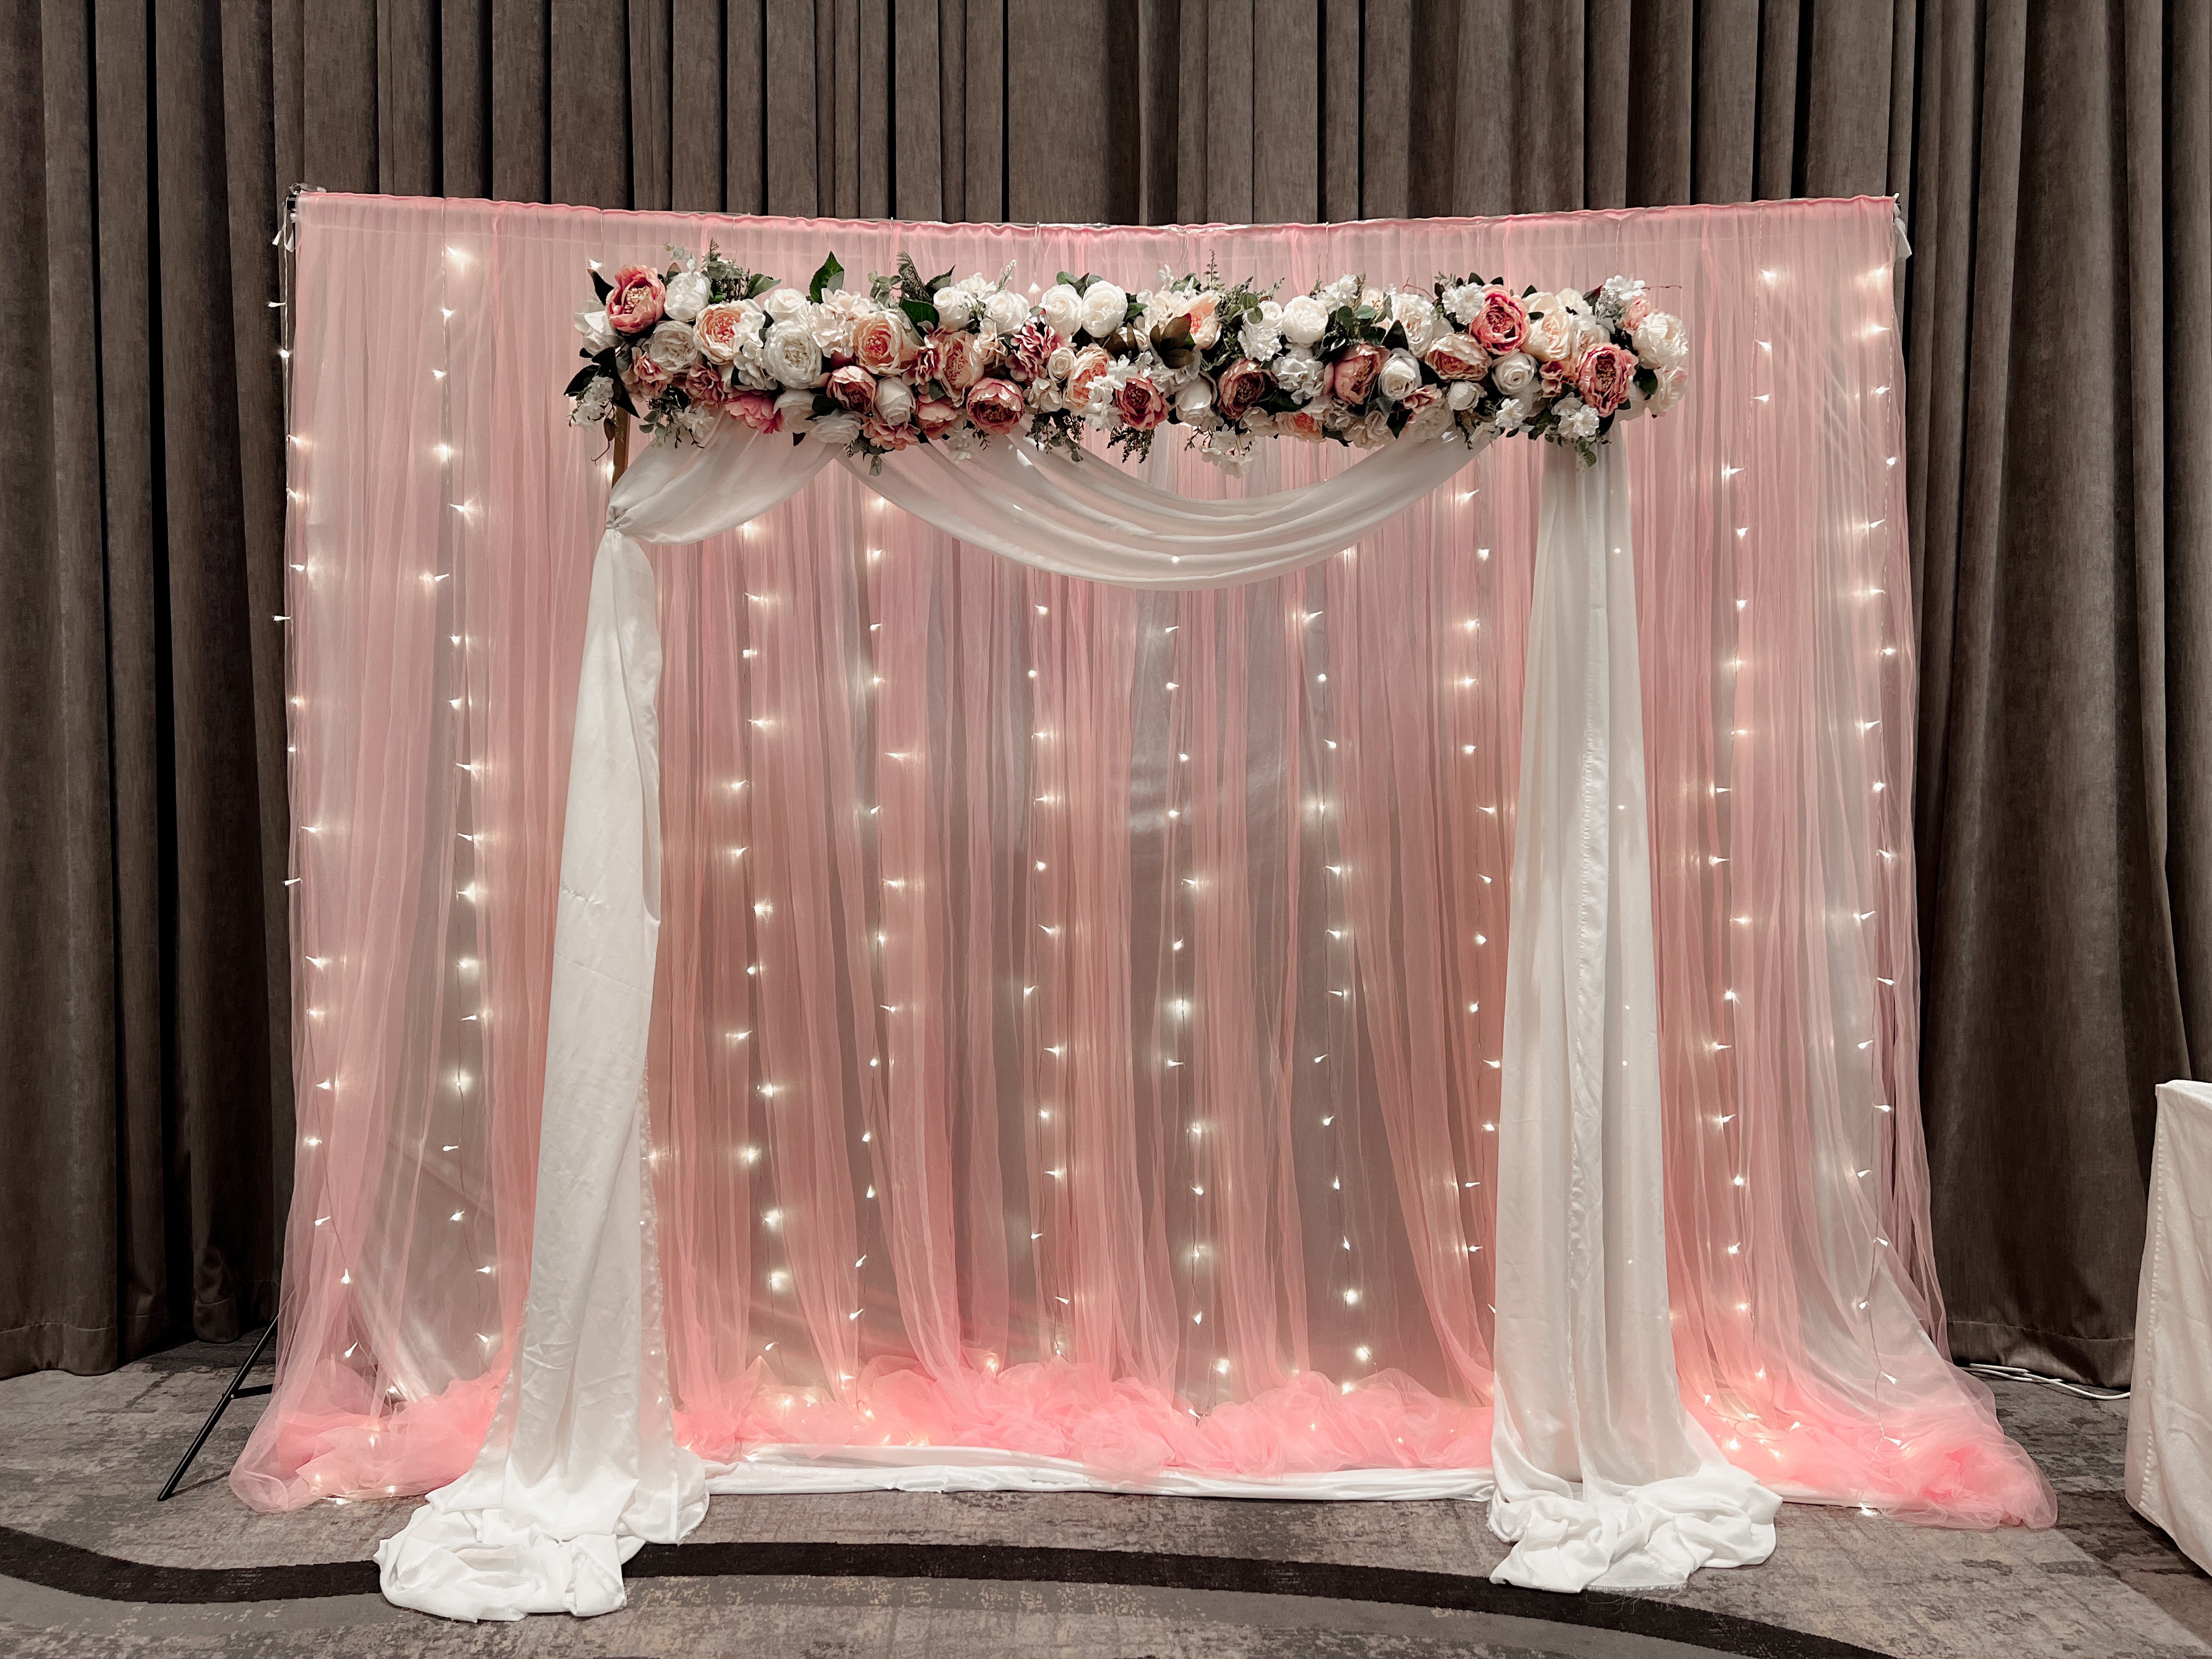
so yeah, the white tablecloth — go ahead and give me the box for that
[2127,1079,2212,1573]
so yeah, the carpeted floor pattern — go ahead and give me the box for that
[1,1340,2207,1656]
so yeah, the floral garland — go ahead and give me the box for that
[566,247,1689,472]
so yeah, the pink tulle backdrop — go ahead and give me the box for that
[235,193,2051,1529]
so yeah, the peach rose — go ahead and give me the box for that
[863,415,918,451]
[725,390,783,434]
[826,363,878,413]
[965,377,1028,434]
[693,300,754,365]
[605,264,666,334]
[1064,345,1113,415]
[1215,358,1272,421]
[1283,403,1334,442]
[1469,289,1528,355]
[1574,343,1638,417]
[1328,342,1386,404]
[932,329,987,394]
[913,397,962,437]
[853,311,916,375]
[1186,291,1223,349]
[627,349,672,392]
[1423,332,1489,381]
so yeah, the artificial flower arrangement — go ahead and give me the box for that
[566,247,1689,472]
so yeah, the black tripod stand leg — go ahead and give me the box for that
[157,1321,279,1502]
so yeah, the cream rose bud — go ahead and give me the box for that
[982,289,1031,335]
[1489,351,1538,397]
[1279,295,1330,347]
[575,308,618,353]
[1077,281,1128,338]
[1446,380,1476,410]
[1045,344,1076,380]
[764,287,810,325]
[1378,350,1424,403]
[1174,377,1216,424]
[664,270,711,322]
[1039,284,1084,336]
[874,377,915,424]
[933,286,977,330]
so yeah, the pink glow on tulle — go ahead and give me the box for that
[237,193,2050,1533]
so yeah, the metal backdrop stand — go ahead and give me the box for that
[157,1322,278,1499]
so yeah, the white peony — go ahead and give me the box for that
[982,289,1031,335]
[1279,295,1330,347]
[1391,291,1445,352]
[1378,349,1424,403]
[664,270,711,322]
[1646,363,1689,415]
[874,377,915,424]
[1489,351,1538,397]
[933,286,977,329]
[642,320,702,374]
[810,411,862,448]
[1039,284,1084,336]
[763,286,810,325]
[763,319,826,388]
[1272,348,1326,403]
[1632,312,1689,370]
[575,308,617,353]
[1554,398,1600,441]
[1078,281,1128,337]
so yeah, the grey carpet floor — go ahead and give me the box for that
[0,1339,2205,1657]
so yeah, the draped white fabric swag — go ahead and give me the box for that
[374,422,1776,1620]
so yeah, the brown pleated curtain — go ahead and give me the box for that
[4,0,2206,1387]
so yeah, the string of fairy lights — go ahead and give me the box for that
[275,235,1918,1494]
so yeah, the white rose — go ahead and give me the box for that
[1489,351,1537,397]
[664,270,711,322]
[1391,292,1444,352]
[874,377,914,424]
[763,287,810,325]
[1272,348,1325,403]
[1633,312,1689,371]
[774,389,816,427]
[933,287,977,330]
[763,319,826,388]
[1523,303,1580,364]
[1279,295,1330,347]
[1039,284,1084,336]
[1446,380,1476,410]
[643,320,701,374]
[1045,344,1076,379]
[982,289,1031,335]
[1378,350,1424,403]
[810,411,862,448]
[1560,289,1593,316]
[1077,281,1128,337]
[1174,378,1215,424]
[574,308,617,353]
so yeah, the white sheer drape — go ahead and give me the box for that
[376,421,1759,1618]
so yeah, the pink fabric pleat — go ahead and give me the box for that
[238,193,2050,1530]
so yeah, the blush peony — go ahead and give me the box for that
[605,265,667,334]
[965,377,1028,433]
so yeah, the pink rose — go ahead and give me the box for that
[1282,403,1334,442]
[1469,289,1528,354]
[1003,321,1062,383]
[1064,346,1113,414]
[863,415,918,451]
[1575,343,1638,416]
[725,390,784,435]
[1423,332,1489,381]
[679,362,727,405]
[1186,291,1223,349]
[932,329,986,394]
[1397,383,1443,416]
[1328,342,1386,405]
[913,397,962,437]
[965,377,1028,434]
[628,350,672,392]
[826,363,878,413]
[1214,358,1272,421]
[1620,292,1652,332]
[605,265,667,334]
[1114,375,1169,430]
[853,311,916,375]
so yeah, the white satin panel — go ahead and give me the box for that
[1487,446,1779,1590]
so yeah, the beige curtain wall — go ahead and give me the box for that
[4,0,2206,1387]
